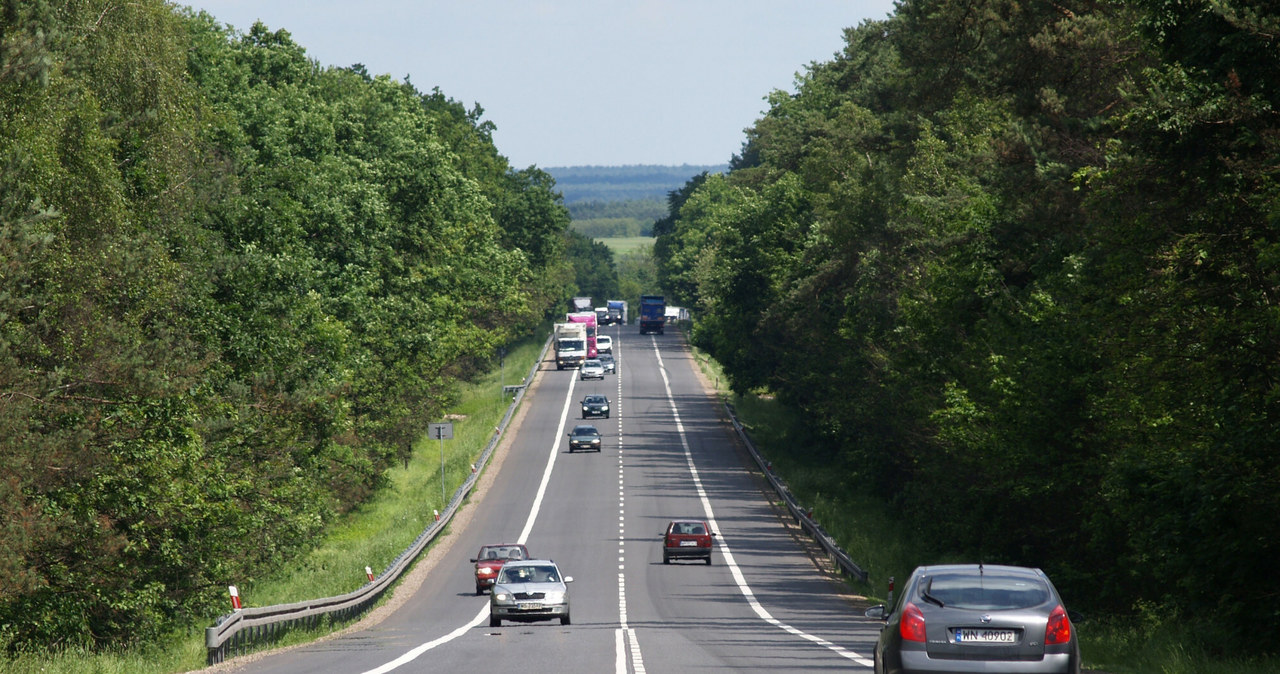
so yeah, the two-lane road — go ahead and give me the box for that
[234,324,880,673]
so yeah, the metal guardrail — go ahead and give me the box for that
[205,335,553,665]
[723,401,869,584]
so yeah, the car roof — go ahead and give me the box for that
[584,394,606,400]
[502,559,558,568]
[571,425,599,432]
[916,563,1045,577]
[668,518,709,524]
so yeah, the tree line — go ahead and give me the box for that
[654,0,1280,656]
[0,1,575,653]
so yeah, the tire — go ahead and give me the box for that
[705,555,712,566]
[476,587,484,596]
[490,615,500,628]
[663,552,670,564]
[561,613,571,626]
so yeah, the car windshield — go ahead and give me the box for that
[584,360,601,367]
[585,396,604,403]
[572,426,598,435]
[498,565,560,584]
[924,574,1050,610]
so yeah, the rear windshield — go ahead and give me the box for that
[923,574,1050,610]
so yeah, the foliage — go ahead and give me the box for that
[653,0,1280,656]
[0,1,569,654]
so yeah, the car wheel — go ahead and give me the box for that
[489,614,500,628]
[605,413,610,418]
[705,555,712,565]
[663,552,670,564]
[476,587,484,596]
[561,613,571,626]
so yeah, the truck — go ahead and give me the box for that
[595,307,609,325]
[639,295,665,335]
[554,322,587,370]
[606,300,626,326]
[567,311,598,358]
[571,296,593,313]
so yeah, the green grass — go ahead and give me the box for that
[2,328,550,673]
[688,340,1279,674]
[598,236,654,255]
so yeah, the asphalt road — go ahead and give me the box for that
[233,323,881,673]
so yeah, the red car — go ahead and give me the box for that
[470,544,530,595]
[661,519,714,565]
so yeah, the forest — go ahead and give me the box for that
[654,0,1280,657]
[0,1,578,653]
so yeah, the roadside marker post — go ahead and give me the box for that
[229,585,242,611]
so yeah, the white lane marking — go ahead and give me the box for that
[361,371,580,673]
[651,339,874,667]
[614,329,646,674]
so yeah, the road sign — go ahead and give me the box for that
[429,422,453,440]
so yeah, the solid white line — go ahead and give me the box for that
[360,371,579,674]
[652,340,874,667]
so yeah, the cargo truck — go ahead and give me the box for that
[639,295,665,335]
[554,323,587,370]
[567,311,598,358]
[571,296,593,313]
[607,300,626,326]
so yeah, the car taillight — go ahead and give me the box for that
[1045,604,1072,644]
[900,602,927,642]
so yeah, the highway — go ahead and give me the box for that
[233,323,880,673]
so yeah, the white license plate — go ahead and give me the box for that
[679,540,698,547]
[517,602,543,611]
[954,628,1016,643]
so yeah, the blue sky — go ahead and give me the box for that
[185,1,898,168]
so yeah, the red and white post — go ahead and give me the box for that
[365,566,375,582]
[228,585,242,611]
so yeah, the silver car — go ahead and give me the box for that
[579,359,605,380]
[864,564,1080,673]
[489,559,573,627]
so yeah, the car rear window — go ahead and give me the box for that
[924,574,1050,610]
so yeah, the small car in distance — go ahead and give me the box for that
[489,559,573,627]
[598,352,616,374]
[661,519,713,565]
[596,335,613,354]
[567,425,602,452]
[579,359,605,380]
[469,543,530,595]
[863,563,1080,674]
[581,394,610,418]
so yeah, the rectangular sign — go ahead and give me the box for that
[428,422,453,440]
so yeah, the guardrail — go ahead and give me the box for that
[205,335,552,665]
[723,401,869,584]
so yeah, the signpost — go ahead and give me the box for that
[429,422,453,505]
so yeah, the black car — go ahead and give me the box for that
[864,564,1080,674]
[567,425,602,452]
[581,394,610,419]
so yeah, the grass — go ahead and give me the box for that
[687,338,1279,674]
[597,236,654,255]
[2,328,550,674]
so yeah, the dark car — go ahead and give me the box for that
[661,519,713,564]
[598,352,616,374]
[567,425,602,452]
[864,564,1080,674]
[489,559,573,627]
[581,394,610,419]
[469,543,530,595]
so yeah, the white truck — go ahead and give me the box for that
[554,322,588,370]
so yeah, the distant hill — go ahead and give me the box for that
[547,164,727,204]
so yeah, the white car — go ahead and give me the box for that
[596,335,613,354]
[579,359,605,380]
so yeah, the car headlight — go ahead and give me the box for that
[493,592,509,602]
[542,591,565,603]
[601,405,608,411]
[478,567,496,576]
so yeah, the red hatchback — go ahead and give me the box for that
[661,519,713,565]
[470,543,530,595]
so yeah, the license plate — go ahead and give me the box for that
[517,602,543,611]
[954,628,1016,643]
[679,540,698,547]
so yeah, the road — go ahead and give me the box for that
[232,323,881,673]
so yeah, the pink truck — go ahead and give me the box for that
[566,311,598,359]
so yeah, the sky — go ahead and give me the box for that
[184,1,899,168]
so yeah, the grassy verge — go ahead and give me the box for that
[597,236,654,255]
[2,327,549,674]
[687,340,1278,674]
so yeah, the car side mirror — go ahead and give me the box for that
[564,576,574,583]
[469,558,478,563]
[864,605,887,620]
